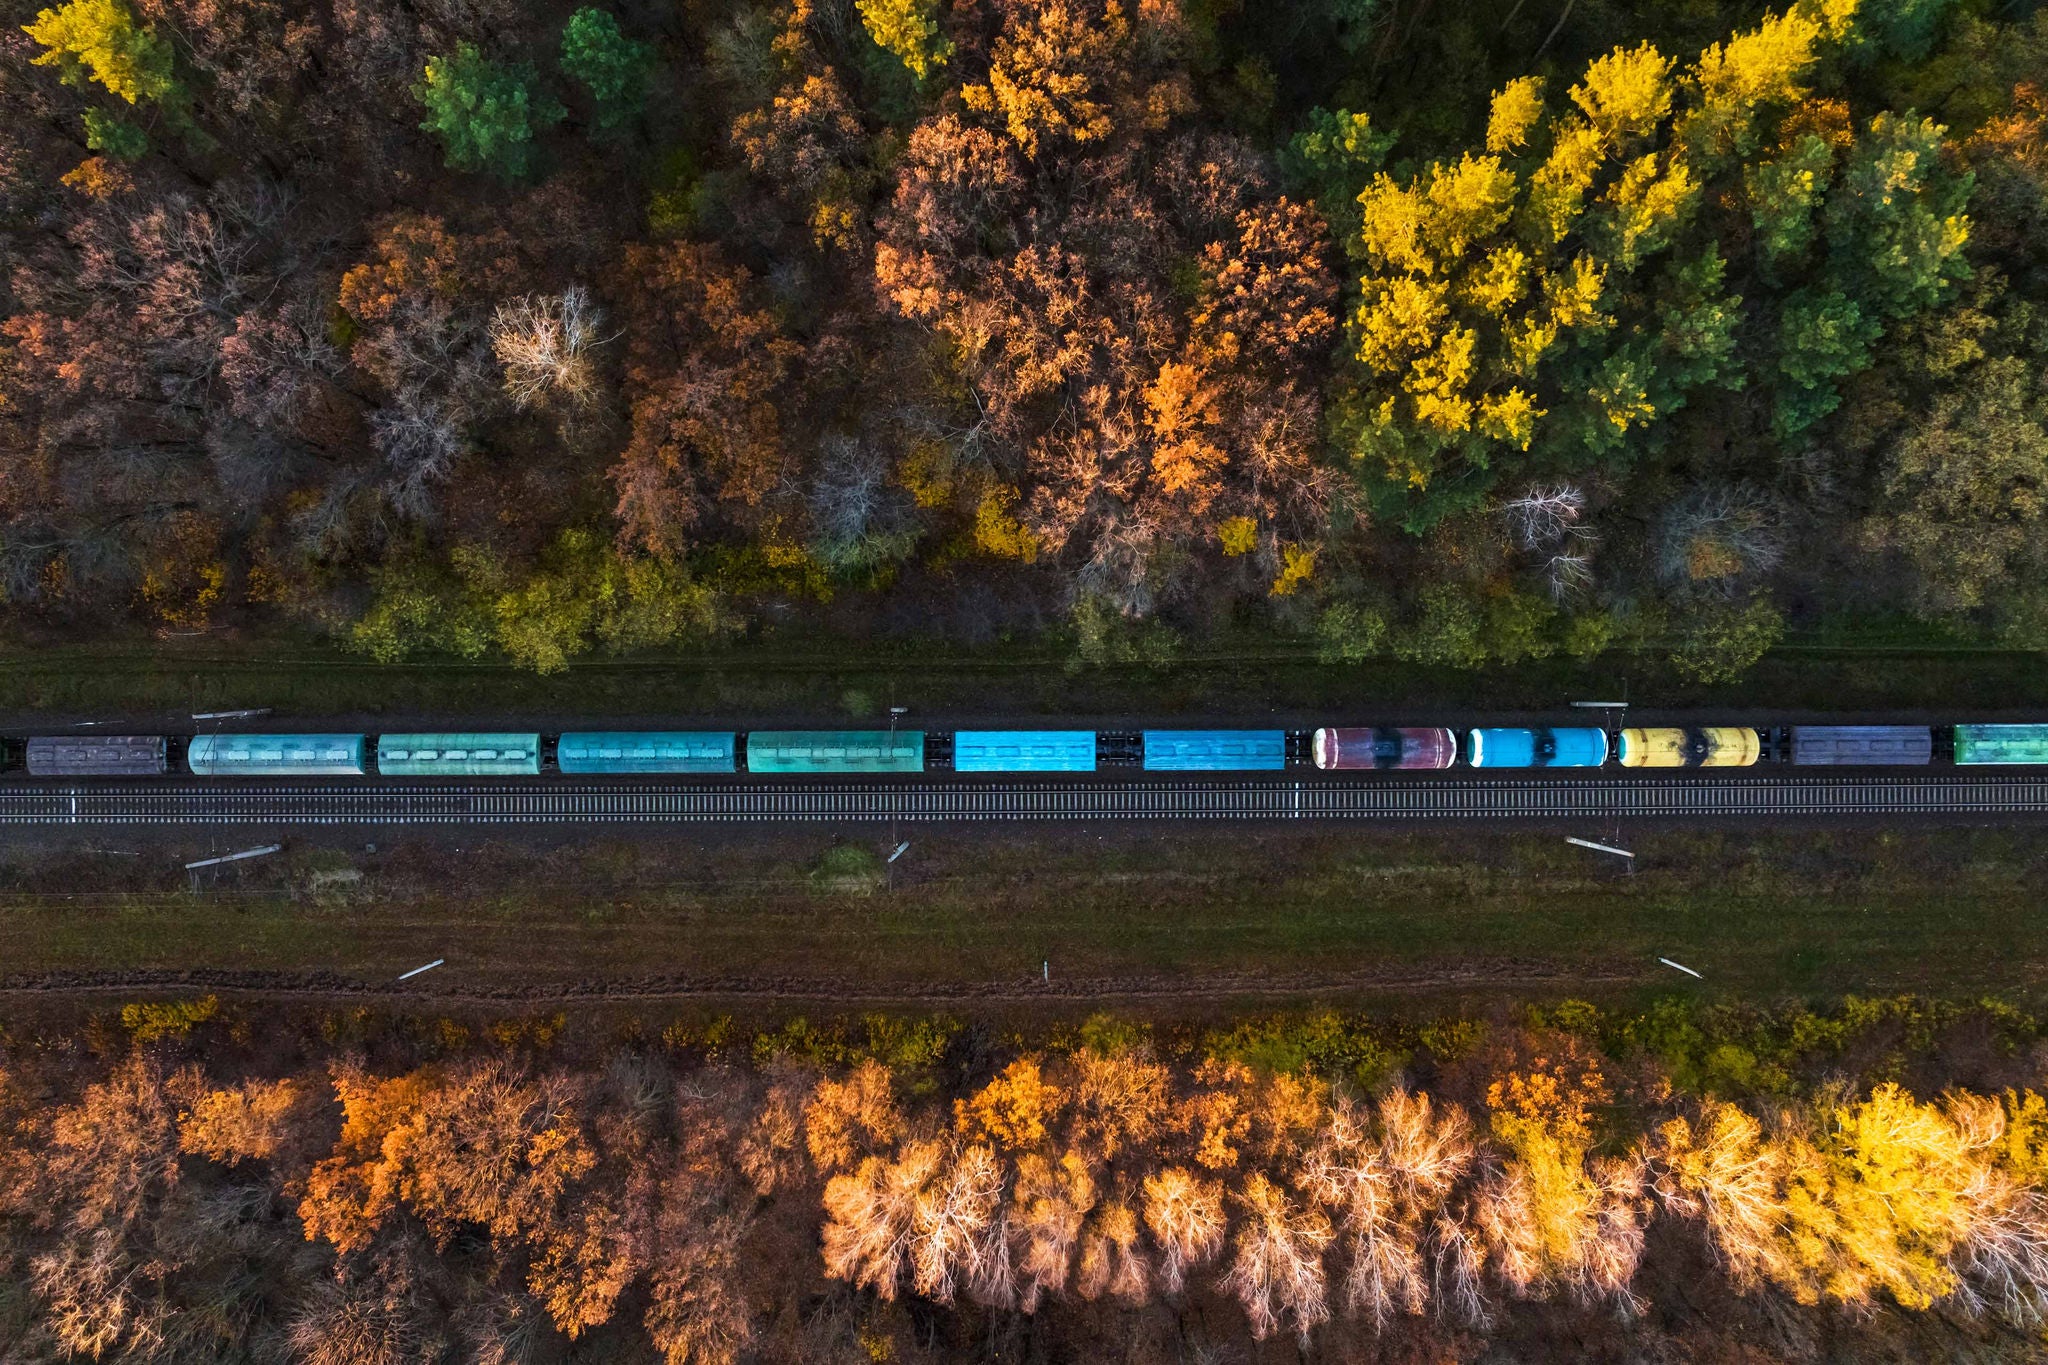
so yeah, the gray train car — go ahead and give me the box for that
[26,734,168,777]
[1789,725,1933,766]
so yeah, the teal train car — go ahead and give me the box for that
[1955,723,2048,765]
[1141,730,1287,771]
[746,730,925,774]
[377,733,540,777]
[1465,727,1607,769]
[187,733,366,777]
[953,731,1097,773]
[557,731,737,774]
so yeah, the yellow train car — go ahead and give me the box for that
[1617,726,1760,768]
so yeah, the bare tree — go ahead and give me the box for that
[1501,484,1589,551]
[1653,1102,1792,1290]
[1217,1172,1333,1343]
[1302,1092,1474,1331]
[489,286,612,412]
[1941,1092,2048,1329]
[1543,549,1595,602]
[912,1143,1010,1307]
[1655,484,1783,595]
[806,435,917,573]
[1143,1167,1227,1295]
[1430,1214,1491,1328]
[1011,1151,1094,1309]
[821,1140,940,1298]
[1074,1201,1151,1303]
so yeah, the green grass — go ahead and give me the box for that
[1,828,2041,1007]
[0,627,2043,721]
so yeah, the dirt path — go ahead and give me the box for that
[0,958,1642,1005]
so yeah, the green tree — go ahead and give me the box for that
[559,7,654,130]
[1866,355,2048,618]
[23,0,177,105]
[413,43,564,180]
[1668,595,1784,683]
[1746,135,1834,267]
[1313,601,1388,663]
[1824,113,1971,324]
[857,0,952,82]
[1775,288,1878,436]
[1392,584,1487,668]
[82,107,146,159]
[1281,108,1392,246]
[1324,6,1973,534]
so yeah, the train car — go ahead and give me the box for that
[1954,723,2048,765]
[187,733,366,777]
[26,734,168,777]
[556,731,736,774]
[1141,730,1287,771]
[1312,726,1458,770]
[376,732,540,777]
[1465,726,1608,769]
[1789,725,1932,766]
[745,730,925,774]
[952,731,1097,773]
[1617,726,1761,768]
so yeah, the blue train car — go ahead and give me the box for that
[1465,727,1607,769]
[1789,725,1932,766]
[1141,730,1287,771]
[187,733,366,777]
[377,733,540,777]
[953,730,1097,773]
[746,730,925,774]
[557,731,737,774]
[1954,724,2048,765]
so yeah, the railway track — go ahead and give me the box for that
[0,773,2045,824]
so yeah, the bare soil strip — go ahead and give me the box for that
[0,958,1639,1005]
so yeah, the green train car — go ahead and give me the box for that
[1955,724,2048,765]
[744,730,924,774]
[377,733,541,777]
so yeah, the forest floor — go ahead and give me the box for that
[0,825,2042,1021]
[0,627,2044,725]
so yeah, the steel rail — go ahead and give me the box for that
[0,775,2044,825]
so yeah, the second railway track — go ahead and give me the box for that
[0,774,2046,825]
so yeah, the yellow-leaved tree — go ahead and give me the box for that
[1326,1,1966,530]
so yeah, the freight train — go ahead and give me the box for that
[8,723,2048,777]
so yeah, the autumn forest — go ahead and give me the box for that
[8,996,2048,1362]
[0,0,2044,675]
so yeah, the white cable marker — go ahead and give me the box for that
[1565,836,1635,859]
[183,844,283,870]
[1658,957,1703,979]
[397,959,445,981]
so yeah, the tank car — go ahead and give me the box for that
[1312,727,1457,770]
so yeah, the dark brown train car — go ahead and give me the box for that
[1313,726,1459,771]
[26,735,169,777]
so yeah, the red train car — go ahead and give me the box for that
[1312,727,1459,771]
